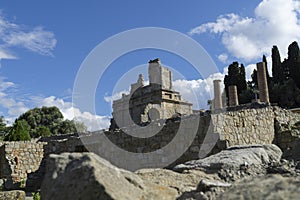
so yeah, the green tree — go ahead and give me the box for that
[287,41,300,88]
[239,88,255,104]
[250,69,258,89]
[272,45,284,84]
[274,79,300,108]
[5,120,31,141]
[282,41,300,83]
[55,119,77,135]
[74,120,88,132]
[262,55,271,81]
[240,64,247,89]
[288,41,300,61]
[15,106,78,138]
[224,62,248,104]
[17,106,63,137]
[35,126,52,137]
[270,42,300,107]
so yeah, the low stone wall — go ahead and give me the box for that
[273,108,300,160]
[213,106,275,147]
[42,136,85,155]
[100,114,212,168]
[212,106,300,152]
[0,142,46,185]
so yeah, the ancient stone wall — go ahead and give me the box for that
[102,114,211,168]
[42,135,86,155]
[100,105,300,169]
[213,106,300,147]
[1,105,300,187]
[0,142,46,184]
[272,107,300,158]
[212,106,275,147]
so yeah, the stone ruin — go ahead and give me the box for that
[111,58,193,128]
[1,60,300,191]
[212,61,270,109]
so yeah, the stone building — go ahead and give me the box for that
[112,58,193,128]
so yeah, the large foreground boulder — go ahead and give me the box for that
[174,144,282,172]
[174,144,282,181]
[218,174,300,200]
[41,153,177,200]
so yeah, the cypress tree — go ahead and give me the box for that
[263,55,271,80]
[272,46,283,84]
[287,41,300,88]
[224,62,248,104]
[288,41,300,61]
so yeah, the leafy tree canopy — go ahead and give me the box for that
[5,119,31,141]
[5,106,82,140]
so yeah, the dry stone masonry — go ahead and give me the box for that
[0,141,46,188]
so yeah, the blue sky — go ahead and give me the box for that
[0,0,300,130]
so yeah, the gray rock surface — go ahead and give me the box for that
[218,174,300,200]
[41,153,177,200]
[174,144,282,173]
[39,145,297,200]
[136,168,230,200]
[136,168,221,194]
[0,190,26,200]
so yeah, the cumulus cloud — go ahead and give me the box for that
[0,78,29,122]
[0,14,56,59]
[104,90,129,104]
[218,53,229,63]
[38,96,110,131]
[189,0,300,62]
[173,73,225,110]
[0,93,28,117]
[0,77,110,130]
[244,64,257,80]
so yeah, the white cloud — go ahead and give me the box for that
[0,93,28,117]
[218,53,229,63]
[3,27,56,56]
[0,47,16,60]
[0,14,56,59]
[0,77,28,119]
[189,0,300,62]
[33,96,111,131]
[104,90,129,103]
[173,73,225,110]
[0,79,15,91]
[0,77,110,130]
[244,64,257,80]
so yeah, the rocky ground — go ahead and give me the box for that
[1,144,300,200]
